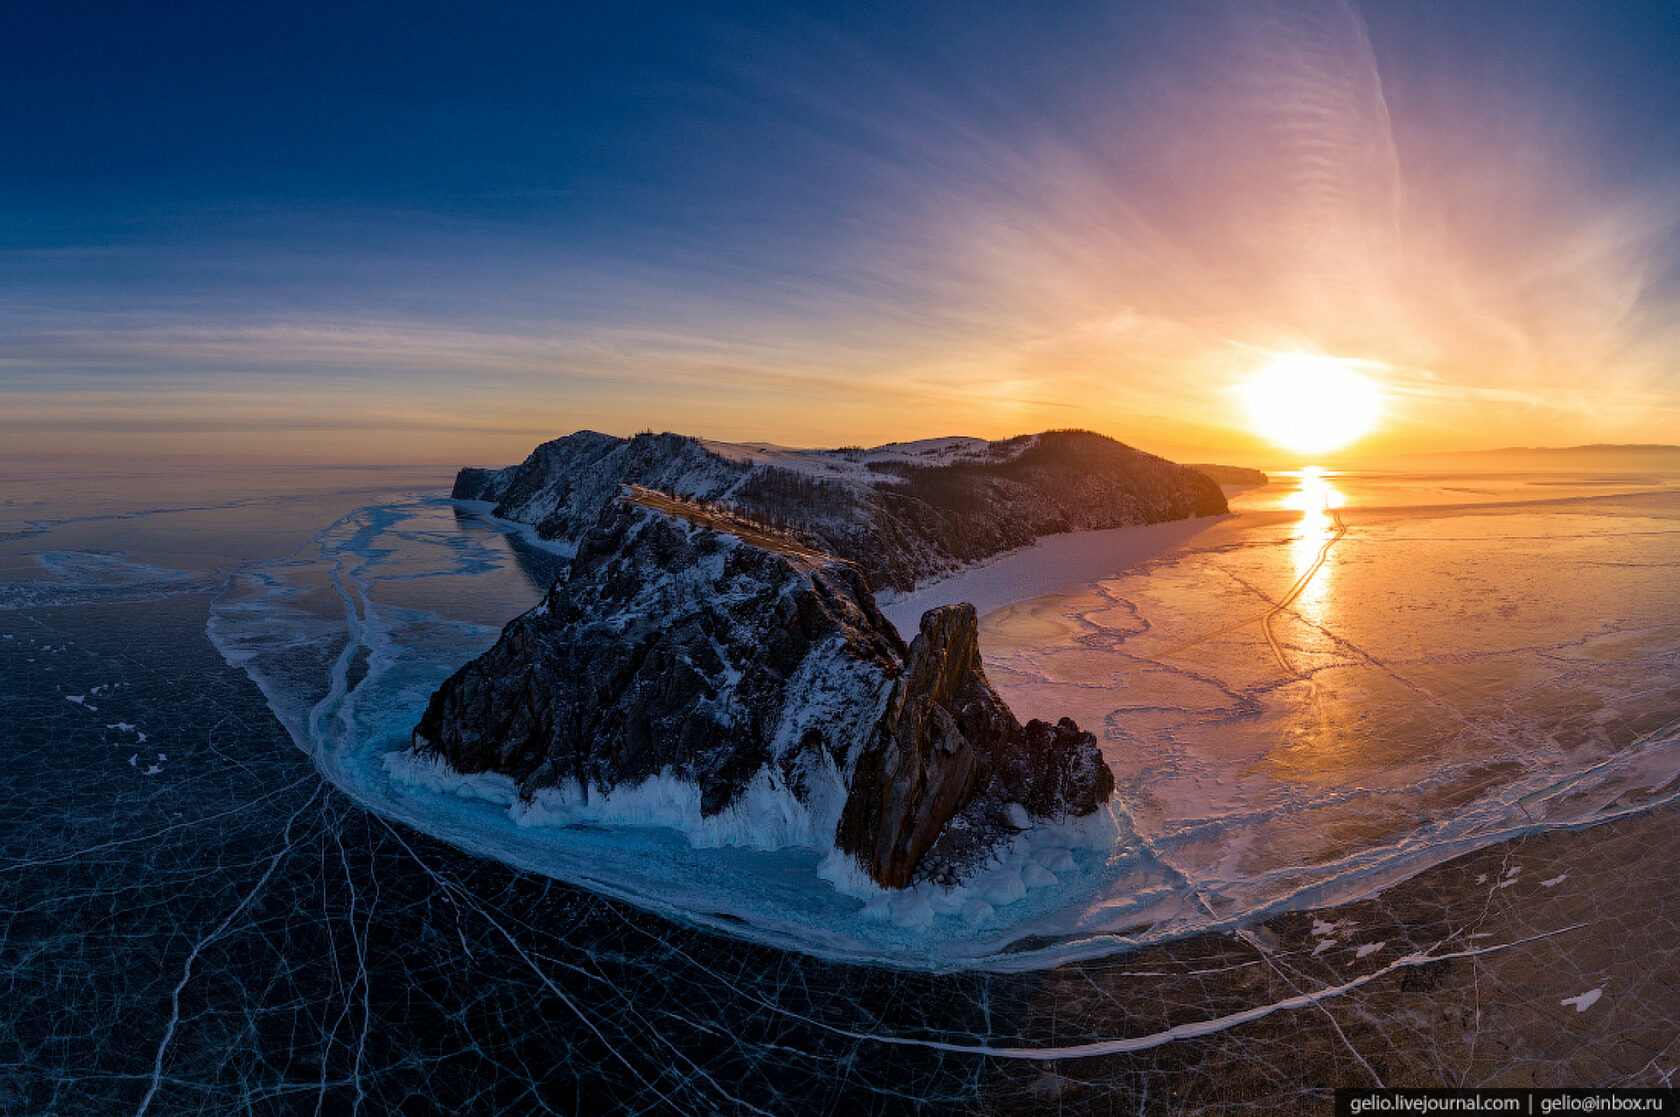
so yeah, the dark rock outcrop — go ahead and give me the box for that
[834,605,1113,888]
[451,465,514,502]
[453,428,1227,592]
[412,491,1115,887]
[413,497,904,818]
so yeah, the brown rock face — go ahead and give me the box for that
[834,605,1115,888]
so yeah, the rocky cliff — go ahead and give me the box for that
[412,490,1114,888]
[834,604,1113,888]
[453,428,1227,592]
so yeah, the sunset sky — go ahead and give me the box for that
[5,1,1680,468]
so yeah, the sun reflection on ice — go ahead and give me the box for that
[1283,467,1346,633]
[1266,467,1354,783]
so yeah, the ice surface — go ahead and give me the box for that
[7,464,1680,1109]
[970,471,1680,957]
[173,471,1680,971]
[9,460,1680,1108]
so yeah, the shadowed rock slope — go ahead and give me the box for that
[412,492,1114,888]
[834,604,1114,888]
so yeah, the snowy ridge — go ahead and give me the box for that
[454,428,1227,592]
[695,434,1005,484]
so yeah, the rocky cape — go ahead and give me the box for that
[412,487,1115,889]
[454,428,1227,593]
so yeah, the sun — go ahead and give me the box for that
[1237,354,1384,456]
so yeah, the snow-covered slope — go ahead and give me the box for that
[453,428,1227,592]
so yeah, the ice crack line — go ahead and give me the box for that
[828,922,1585,1061]
[135,784,321,1117]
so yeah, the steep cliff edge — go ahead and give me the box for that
[453,428,1227,592]
[834,604,1114,888]
[411,491,1114,888]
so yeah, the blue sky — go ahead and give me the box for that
[5,1,1680,464]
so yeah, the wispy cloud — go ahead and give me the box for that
[5,0,1680,462]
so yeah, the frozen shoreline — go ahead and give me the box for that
[879,514,1227,639]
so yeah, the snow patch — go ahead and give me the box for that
[1311,917,1341,955]
[1021,861,1059,889]
[1560,988,1602,1012]
[879,517,1219,639]
[1035,847,1076,873]
[977,868,1028,906]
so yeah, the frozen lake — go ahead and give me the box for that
[984,470,1680,936]
[4,459,1679,1110]
[205,465,1680,966]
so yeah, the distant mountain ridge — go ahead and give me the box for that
[1186,463,1268,486]
[454,428,1228,592]
[1412,444,1680,467]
